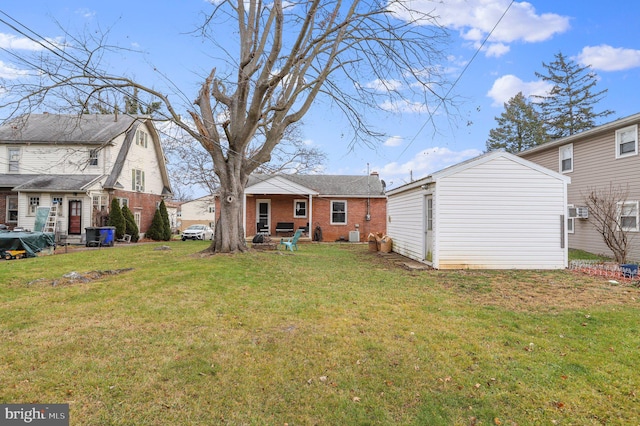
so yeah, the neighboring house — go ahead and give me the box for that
[165,200,181,233]
[243,173,387,242]
[519,112,640,260]
[0,113,172,243]
[386,151,570,269]
[179,195,217,231]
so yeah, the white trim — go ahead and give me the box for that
[559,143,573,173]
[615,125,638,159]
[567,204,575,234]
[330,200,347,225]
[618,200,639,232]
[293,199,307,218]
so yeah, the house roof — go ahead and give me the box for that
[0,174,40,188]
[12,174,103,192]
[246,174,386,197]
[518,111,640,156]
[0,113,139,145]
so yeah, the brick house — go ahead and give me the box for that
[242,173,387,242]
[0,113,172,243]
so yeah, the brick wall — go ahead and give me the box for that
[112,190,163,234]
[244,195,386,242]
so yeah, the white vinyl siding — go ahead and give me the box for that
[386,187,426,261]
[435,157,566,269]
[387,153,569,270]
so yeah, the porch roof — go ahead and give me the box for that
[12,174,103,192]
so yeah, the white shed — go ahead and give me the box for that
[386,151,570,269]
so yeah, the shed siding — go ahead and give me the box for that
[434,156,566,269]
[521,121,640,259]
[387,186,425,261]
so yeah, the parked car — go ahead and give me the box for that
[181,225,214,241]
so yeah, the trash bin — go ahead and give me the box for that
[86,226,116,247]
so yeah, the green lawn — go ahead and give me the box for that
[1,242,639,425]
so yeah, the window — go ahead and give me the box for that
[28,195,40,216]
[567,204,575,234]
[294,199,307,218]
[89,149,99,166]
[427,198,433,231]
[6,196,17,223]
[136,130,148,148]
[118,198,129,208]
[134,212,141,229]
[559,144,573,173]
[93,195,107,213]
[52,197,64,215]
[331,200,347,224]
[616,125,638,158]
[208,205,215,214]
[8,147,20,172]
[132,169,145,192]
[618,201,639,232]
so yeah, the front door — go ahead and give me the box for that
[68,200,82,235]
[256,199,271,234]
[424,195,433,263]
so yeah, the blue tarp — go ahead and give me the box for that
[0,231,56,258]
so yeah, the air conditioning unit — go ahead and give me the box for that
[576,207,589,219]
[349,231,360,242]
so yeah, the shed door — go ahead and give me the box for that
[68,200,82,235]
[424,195,433,262]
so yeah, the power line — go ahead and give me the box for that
[395,0,515,163]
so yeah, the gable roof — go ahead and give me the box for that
[246,174,386,197]
[387,151,569,196]
[0,113,139,145]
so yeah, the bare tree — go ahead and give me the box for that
[583,184,635,264]
[160,121,326,199]
[2,0,451,253]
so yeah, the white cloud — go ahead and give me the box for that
[378,146,482,188]
[383,136,403,147]
[75,8,96,19]
[575,44,640,72]
[0,33,43,51]
[388,0,570,58]
[0,60,30,79]
[364,78,403,92]
[487,74,552,106]
[379,99,431,114]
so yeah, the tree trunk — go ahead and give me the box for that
[206,167,248,253]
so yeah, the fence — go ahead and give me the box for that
[569,260,639,282]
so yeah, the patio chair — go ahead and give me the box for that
[278,229,303,251]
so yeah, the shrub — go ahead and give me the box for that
[159,200,172,241]
[145,208,165,241]
[121,205,140,242]
[107,198,125,239]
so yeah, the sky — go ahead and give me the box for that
[1,0,640,192]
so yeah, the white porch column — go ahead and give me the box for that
[242,192,247,238]
[308,193,313,237]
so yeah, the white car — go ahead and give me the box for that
[181,224,214,241]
